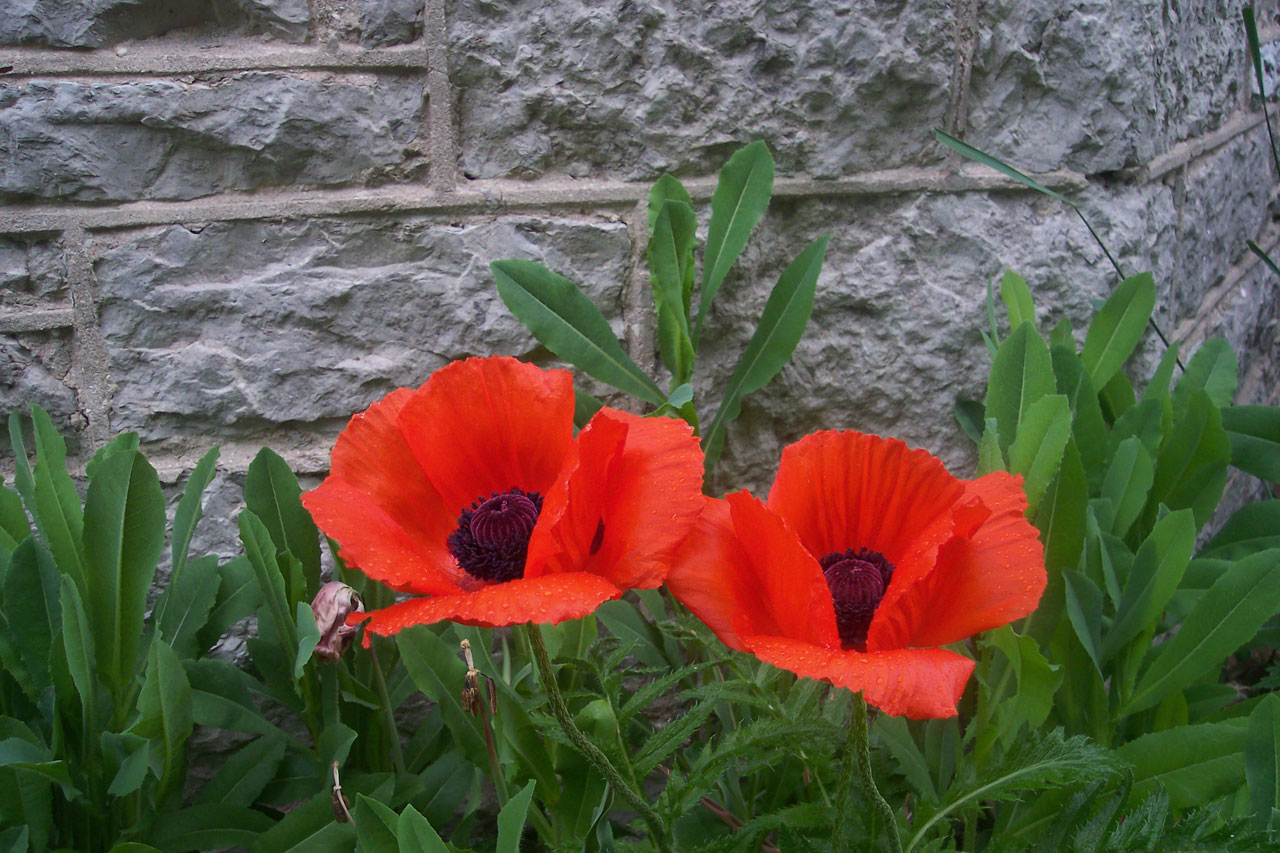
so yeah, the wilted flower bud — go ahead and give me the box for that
[312,581,364,663]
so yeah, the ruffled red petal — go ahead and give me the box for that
[893,472,1046,647]
[744,634,974,719]
[303,387,461,595]
[360,572,623,634]
[397,357,575,515]
[666,493,839,652]
[766,431,966,566]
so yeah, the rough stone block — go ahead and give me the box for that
[95,216,631,441]
[0,330,78,429]
[1172,125,1275,324]
[967,0,1241,174]
[0,0,310,47]
[449,0,955,180]
[360,0,424,46]
[0,73,425,202]
[0,236,66,311]
[696,185,1180,495]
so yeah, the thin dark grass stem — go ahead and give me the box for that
[1245,8,1280,179]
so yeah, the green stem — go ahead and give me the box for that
[368,641,406,776]
[525,624,670,853]
[835,693,903,853]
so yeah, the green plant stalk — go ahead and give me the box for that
[367,640,406,776]
[835,693,903,852]
[525,623,670,853]
[1244,7,1280,178]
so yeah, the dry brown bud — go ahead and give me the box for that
[312,581,364,663]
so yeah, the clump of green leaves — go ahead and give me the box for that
[491,141,829,479]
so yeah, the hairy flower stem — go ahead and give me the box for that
[525,624,671,853]
[835,693,903,853]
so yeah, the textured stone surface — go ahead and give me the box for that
[95,216,631,440]
[698,184,1180,495]
[449,0,955,180]
[967,0,1241,174]
[0,74,425,202]
[0,331,78,430]
[0,0,310,47]
[360,0,423,45]
[0,237,66,311]
[1171,126,1276,324]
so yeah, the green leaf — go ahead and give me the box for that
[1221,405,1280,483]
[82,449,165,697]
[169,446,220,587]
[150,804,275,852]
[131,639,193,792]
[1049,317,1074,351]
[647,174,694,230]
[1118,721,1246,809]
[1112,397,1163,460]
[1141,339,1181,404]
[934,129,1074,205]
[251,792,356,852]
[703,235,827,474]
[295,600,320,679]
[396,627,487,767]
[875,715,938,803]
[0,483,29,558]
[696,140,775,344]
[985,626,1062,742]
[492,259,665,405]
[85,431,140,481]
[28,405,86,594]
[104,734,149,796]
[977,418,1005,475]
[1148,390,1231,530]
[1102,509,1195,661]
[1063,569,1105,675]
[3,538,60,700]
[986,323,1056,454]
[954,398,985,443]
[1080,272,1156,389]
[239,510,296,654]
[1100,437,1154,537]
[353,794,401,853]
[649,199,698,383]
[1247,694,1280,834]
[245,448,321,601]
[156,554,222,660]
[7,412,35,513]
[573,387,604,429]
[1202,501,1280,560]
[496,780,537,853]
[1050,346,1109,491]
[1000,270,1036,331]
[196,738,287,807]
[59,575,96,712]
[1026,440,1087,644]
[198,555,262,652]
[1126,549,1280,714]
[1173,338,1237,412]
[1007,393,1072,511]
[398,804,451,853]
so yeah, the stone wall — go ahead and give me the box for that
[2,0,1279,558]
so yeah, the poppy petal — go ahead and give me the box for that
[665,497,779,652]
[767,431,966,566]
[397,357,575,515]
[586,410,705,590]
[901,472,1046,647]
[525,413,629,578]
[360,572,623,634]
[303,387,461,595]
[725,492,841,648]
[744,634,974,719]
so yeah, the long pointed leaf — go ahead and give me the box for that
[1080,272,1156,389]
[648,199,698,383]
[492,259,665,405]
[170,446,220,584]
[703,235,827,474]
[695,140,775,344]
[28,405,86,594]
[245,448,320,601]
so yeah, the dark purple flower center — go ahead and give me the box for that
[447,488,543,584]
[819,547,894,651]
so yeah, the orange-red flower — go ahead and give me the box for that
[667,431,1046,718]
[302,356,704,636]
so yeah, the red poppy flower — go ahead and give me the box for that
[667,430,1046,719]
[302,356,704,636]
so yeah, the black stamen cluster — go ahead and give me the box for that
[819,547,894,651]
[447,488,543,584]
